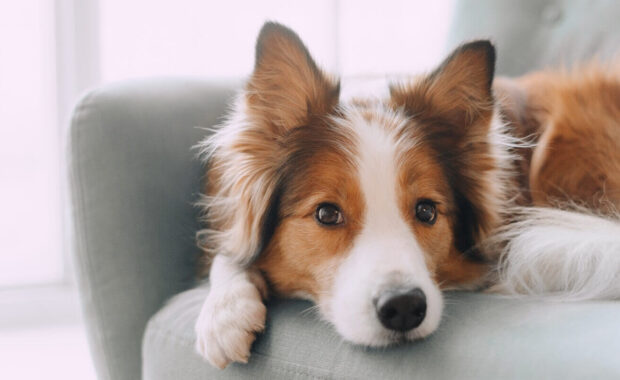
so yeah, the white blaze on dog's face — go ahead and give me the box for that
[206,23,502,347]
[325,108,447,344]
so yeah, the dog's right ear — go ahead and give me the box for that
[247,22,340,132]
[197,22,339,267]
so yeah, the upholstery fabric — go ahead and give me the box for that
[446,0,620,76]
[69,79,238,380]
[144,285,620,379]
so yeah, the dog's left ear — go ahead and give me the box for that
[391,41,501,254]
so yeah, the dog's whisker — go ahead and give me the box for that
[298,304,321,318]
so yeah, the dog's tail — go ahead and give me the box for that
[485,207,620,300]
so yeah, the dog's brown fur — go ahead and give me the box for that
[496,64,620,215]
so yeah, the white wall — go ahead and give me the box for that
[338,0,454,76]
[99,0,340,81]
[98,0,454,81]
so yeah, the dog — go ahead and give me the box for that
[194,22,620,368]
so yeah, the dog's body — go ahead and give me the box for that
[194,23,620,368]
[487,67,620,297]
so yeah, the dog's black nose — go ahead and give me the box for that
[375,288,426,332]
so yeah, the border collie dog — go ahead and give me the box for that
[194,22,620,368]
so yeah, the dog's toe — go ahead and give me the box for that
[195,279,267,369]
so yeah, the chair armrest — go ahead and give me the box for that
[68,78,238,380]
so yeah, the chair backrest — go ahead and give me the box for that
[447,0,620,76]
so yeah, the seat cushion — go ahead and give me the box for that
[143,284,620,379]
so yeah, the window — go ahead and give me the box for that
[0,1,63,287]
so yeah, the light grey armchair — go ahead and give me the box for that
[69,1,620,379]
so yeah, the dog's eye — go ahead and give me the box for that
[315,203,344,226]
[415,200,437,225]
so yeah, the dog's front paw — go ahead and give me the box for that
[195,276,267,369]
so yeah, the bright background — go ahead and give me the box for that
[0,1,454,379]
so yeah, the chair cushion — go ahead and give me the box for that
[143,284,620,379]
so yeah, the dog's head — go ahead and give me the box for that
[200,22,506,346]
